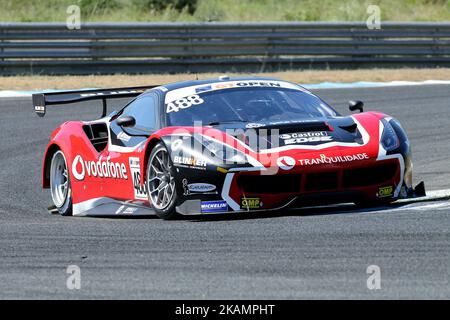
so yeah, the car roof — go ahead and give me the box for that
[142,76,302,97]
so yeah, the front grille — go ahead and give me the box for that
[236,161,398,195]
[343,163,398,188]
[305,172,339,191]
[237,174,301,194]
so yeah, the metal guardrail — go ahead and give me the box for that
[0,22,449,75]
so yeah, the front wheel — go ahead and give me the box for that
[50,150,72,216]
[146,143,178,220]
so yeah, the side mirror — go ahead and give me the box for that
[116,115,136,128]
[349,100,364,113]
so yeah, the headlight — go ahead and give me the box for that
[381,118,400,151]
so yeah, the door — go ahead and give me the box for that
[104,94,159,202]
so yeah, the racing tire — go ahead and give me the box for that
[146,143,179,220]
[50,150,73,216]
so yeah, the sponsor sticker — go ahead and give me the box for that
[117,131,131,142]
[173,156,207,170]
[246,123,266,129]
[277,156,296,170]
[201,200,228,213]
[166,95,205,113]
[298,153,369,166]
[35,105,45,113]
[280,131,333,145]
[171,139,183,151]
[378,186,394,198]
[72,155,128,181]
[129,157,148,200]
[165,80,301,104]
[241,197,263,210]
[188,183,217,193]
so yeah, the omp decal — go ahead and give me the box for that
[378,186,394,198]
[72,155,128,181]
[129,157,148,200]
[277,156,296,170]
[241,197,263,210]
[201,200,228,213]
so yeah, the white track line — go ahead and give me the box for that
[395,189,450,205]
[1,80,450,98]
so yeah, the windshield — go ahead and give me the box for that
[166,86,338,127]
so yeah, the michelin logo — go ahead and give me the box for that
[201,201,228,213]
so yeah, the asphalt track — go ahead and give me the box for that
[0,85,449,299]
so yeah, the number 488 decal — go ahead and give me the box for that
[166,95,204,113]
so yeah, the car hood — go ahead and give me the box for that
[211,116,368,153]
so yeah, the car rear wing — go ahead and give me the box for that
[32,85,158,118]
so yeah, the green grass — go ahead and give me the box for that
[0,0,449,22]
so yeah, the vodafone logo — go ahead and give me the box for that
[277,156,296,170]
[72,155,85,181]
[71,155,128,181]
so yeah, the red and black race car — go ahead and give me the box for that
[33,77,425,219]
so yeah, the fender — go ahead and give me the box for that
[138,134,164,187]
[138,126,198,187]
[42,121,101,198]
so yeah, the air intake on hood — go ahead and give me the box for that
[265,121,331,134]
[339,123,358,133]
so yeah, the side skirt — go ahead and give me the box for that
[73,197,155,217]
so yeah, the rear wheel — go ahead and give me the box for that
[50,150,72,216]
[146,143,178,220]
